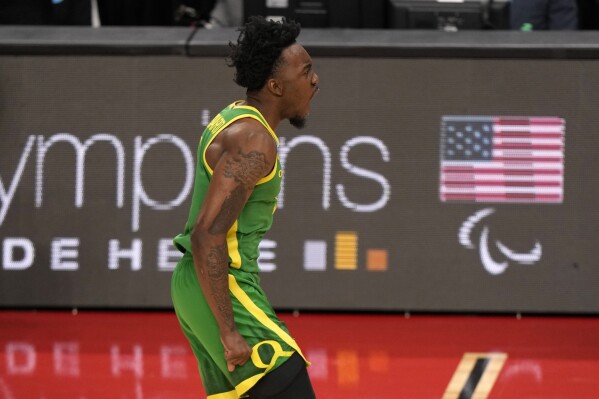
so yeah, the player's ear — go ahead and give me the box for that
[266,78,284,97]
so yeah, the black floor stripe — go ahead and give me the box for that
[458,357,490,399]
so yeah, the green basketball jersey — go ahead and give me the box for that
[174,101,282,274]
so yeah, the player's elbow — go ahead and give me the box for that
[190,218,210,252]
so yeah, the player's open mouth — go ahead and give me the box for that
[311,86,320,99]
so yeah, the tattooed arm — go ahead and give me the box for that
[190,119,277,372]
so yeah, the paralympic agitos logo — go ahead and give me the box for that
[459,208,542,275]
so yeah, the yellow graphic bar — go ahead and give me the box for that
[335,232,358,270]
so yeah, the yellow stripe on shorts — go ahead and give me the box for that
[228,275,307,362]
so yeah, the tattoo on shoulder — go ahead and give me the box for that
[223,151,268,190]
[208,151,268,235]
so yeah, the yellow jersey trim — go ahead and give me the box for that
[231,102,279,145]
[201,114,279,185]
[227,221,242,269]
[202,114,270,176]
[256,156,279,186]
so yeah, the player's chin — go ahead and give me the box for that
[289,115,307,129]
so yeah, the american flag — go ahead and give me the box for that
[440,116,565,203]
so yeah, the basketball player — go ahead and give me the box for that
[171,16,319,399]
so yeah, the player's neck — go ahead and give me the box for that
[244,93,282,131]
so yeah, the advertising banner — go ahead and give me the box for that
[1,56,598,312]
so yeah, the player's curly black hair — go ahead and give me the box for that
[228,16,301,91]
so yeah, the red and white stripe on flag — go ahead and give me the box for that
[440,116,565,203]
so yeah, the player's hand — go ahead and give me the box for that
[221,331,252,372]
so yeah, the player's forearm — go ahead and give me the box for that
[191,233,237,334]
